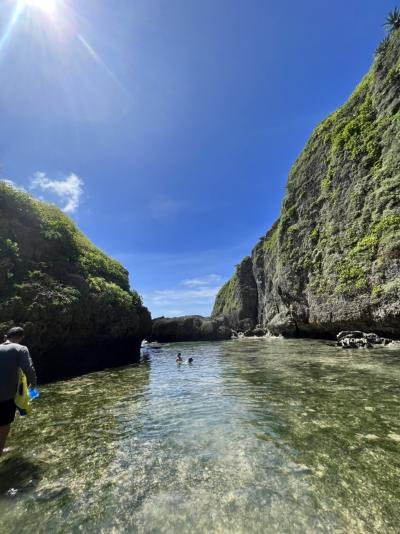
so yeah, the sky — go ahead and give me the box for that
[0,0,396,317]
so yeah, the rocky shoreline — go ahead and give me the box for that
[150,315,399,350]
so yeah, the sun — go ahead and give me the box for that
[23,0,57,15]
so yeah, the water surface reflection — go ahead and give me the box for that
[1,340,400,533]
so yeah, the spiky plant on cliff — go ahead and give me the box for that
[384,7,400,32]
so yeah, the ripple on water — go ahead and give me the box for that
[1,339,400,533]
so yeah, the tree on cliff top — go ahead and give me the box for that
[384,8,400,33]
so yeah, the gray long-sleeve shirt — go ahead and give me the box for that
[0,341,37,402]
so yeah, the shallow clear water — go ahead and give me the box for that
[1,338,400,533]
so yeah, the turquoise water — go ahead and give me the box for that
[1,338,400,533]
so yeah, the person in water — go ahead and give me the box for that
[187,357,193,364]
[176,352,183,363]
[0,326,37,456]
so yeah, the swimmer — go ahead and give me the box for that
[176,352,183,363]
[187,357,193,364]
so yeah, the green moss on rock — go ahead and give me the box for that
[214,29,400,338]
[0,182,151,380]
[213,275,241,316]
[212,256,258,330]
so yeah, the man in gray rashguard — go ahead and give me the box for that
[0,326,37,456]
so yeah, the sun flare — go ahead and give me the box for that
[23,0,57,15]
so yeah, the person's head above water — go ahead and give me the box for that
[5,326,24,343]
[188,357,193,363]
[176,353,183,361]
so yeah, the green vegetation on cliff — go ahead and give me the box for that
[214,23,400,337]
[0,182,151,378]
[278,29,400,300]
[212,256,258,330]
[213,271,241,316]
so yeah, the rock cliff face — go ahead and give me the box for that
[212,256,258,332]
[0,183,151,380]
[151,315,232,343]
[213,31,400,339]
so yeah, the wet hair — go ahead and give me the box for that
[188,357,193,363]
[6,326,24,339]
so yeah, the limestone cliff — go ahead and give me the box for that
[213,30,400,339]
[212,256,258,331]
[0,182,151,380]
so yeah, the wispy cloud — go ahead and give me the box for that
[149,194,182,223]
[143,274,223,317]
[181,274,222,287]
[30,172,84,214]
[160,308,185,317]
[151,286,219,304]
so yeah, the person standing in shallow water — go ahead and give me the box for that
[0,326,37,456]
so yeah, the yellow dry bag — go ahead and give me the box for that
[14,368,31,416]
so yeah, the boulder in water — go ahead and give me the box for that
[337,331,392,349]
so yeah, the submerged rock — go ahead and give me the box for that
[0,183,151,381]
[213,31,400,339]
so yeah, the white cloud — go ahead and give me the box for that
[151,286,219,304]
[161,309,185,317]
[181,274,222,287]
[30,172,84,214]
[143,274,223,317]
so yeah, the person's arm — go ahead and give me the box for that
[18,346,37,388]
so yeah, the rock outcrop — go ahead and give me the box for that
[212,256,258,332]
[337,331,392,348]
[151,315,232,343]
[213,30,400,339]
[0,182,151,381]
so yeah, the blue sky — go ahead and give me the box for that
[0,0,395,316]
